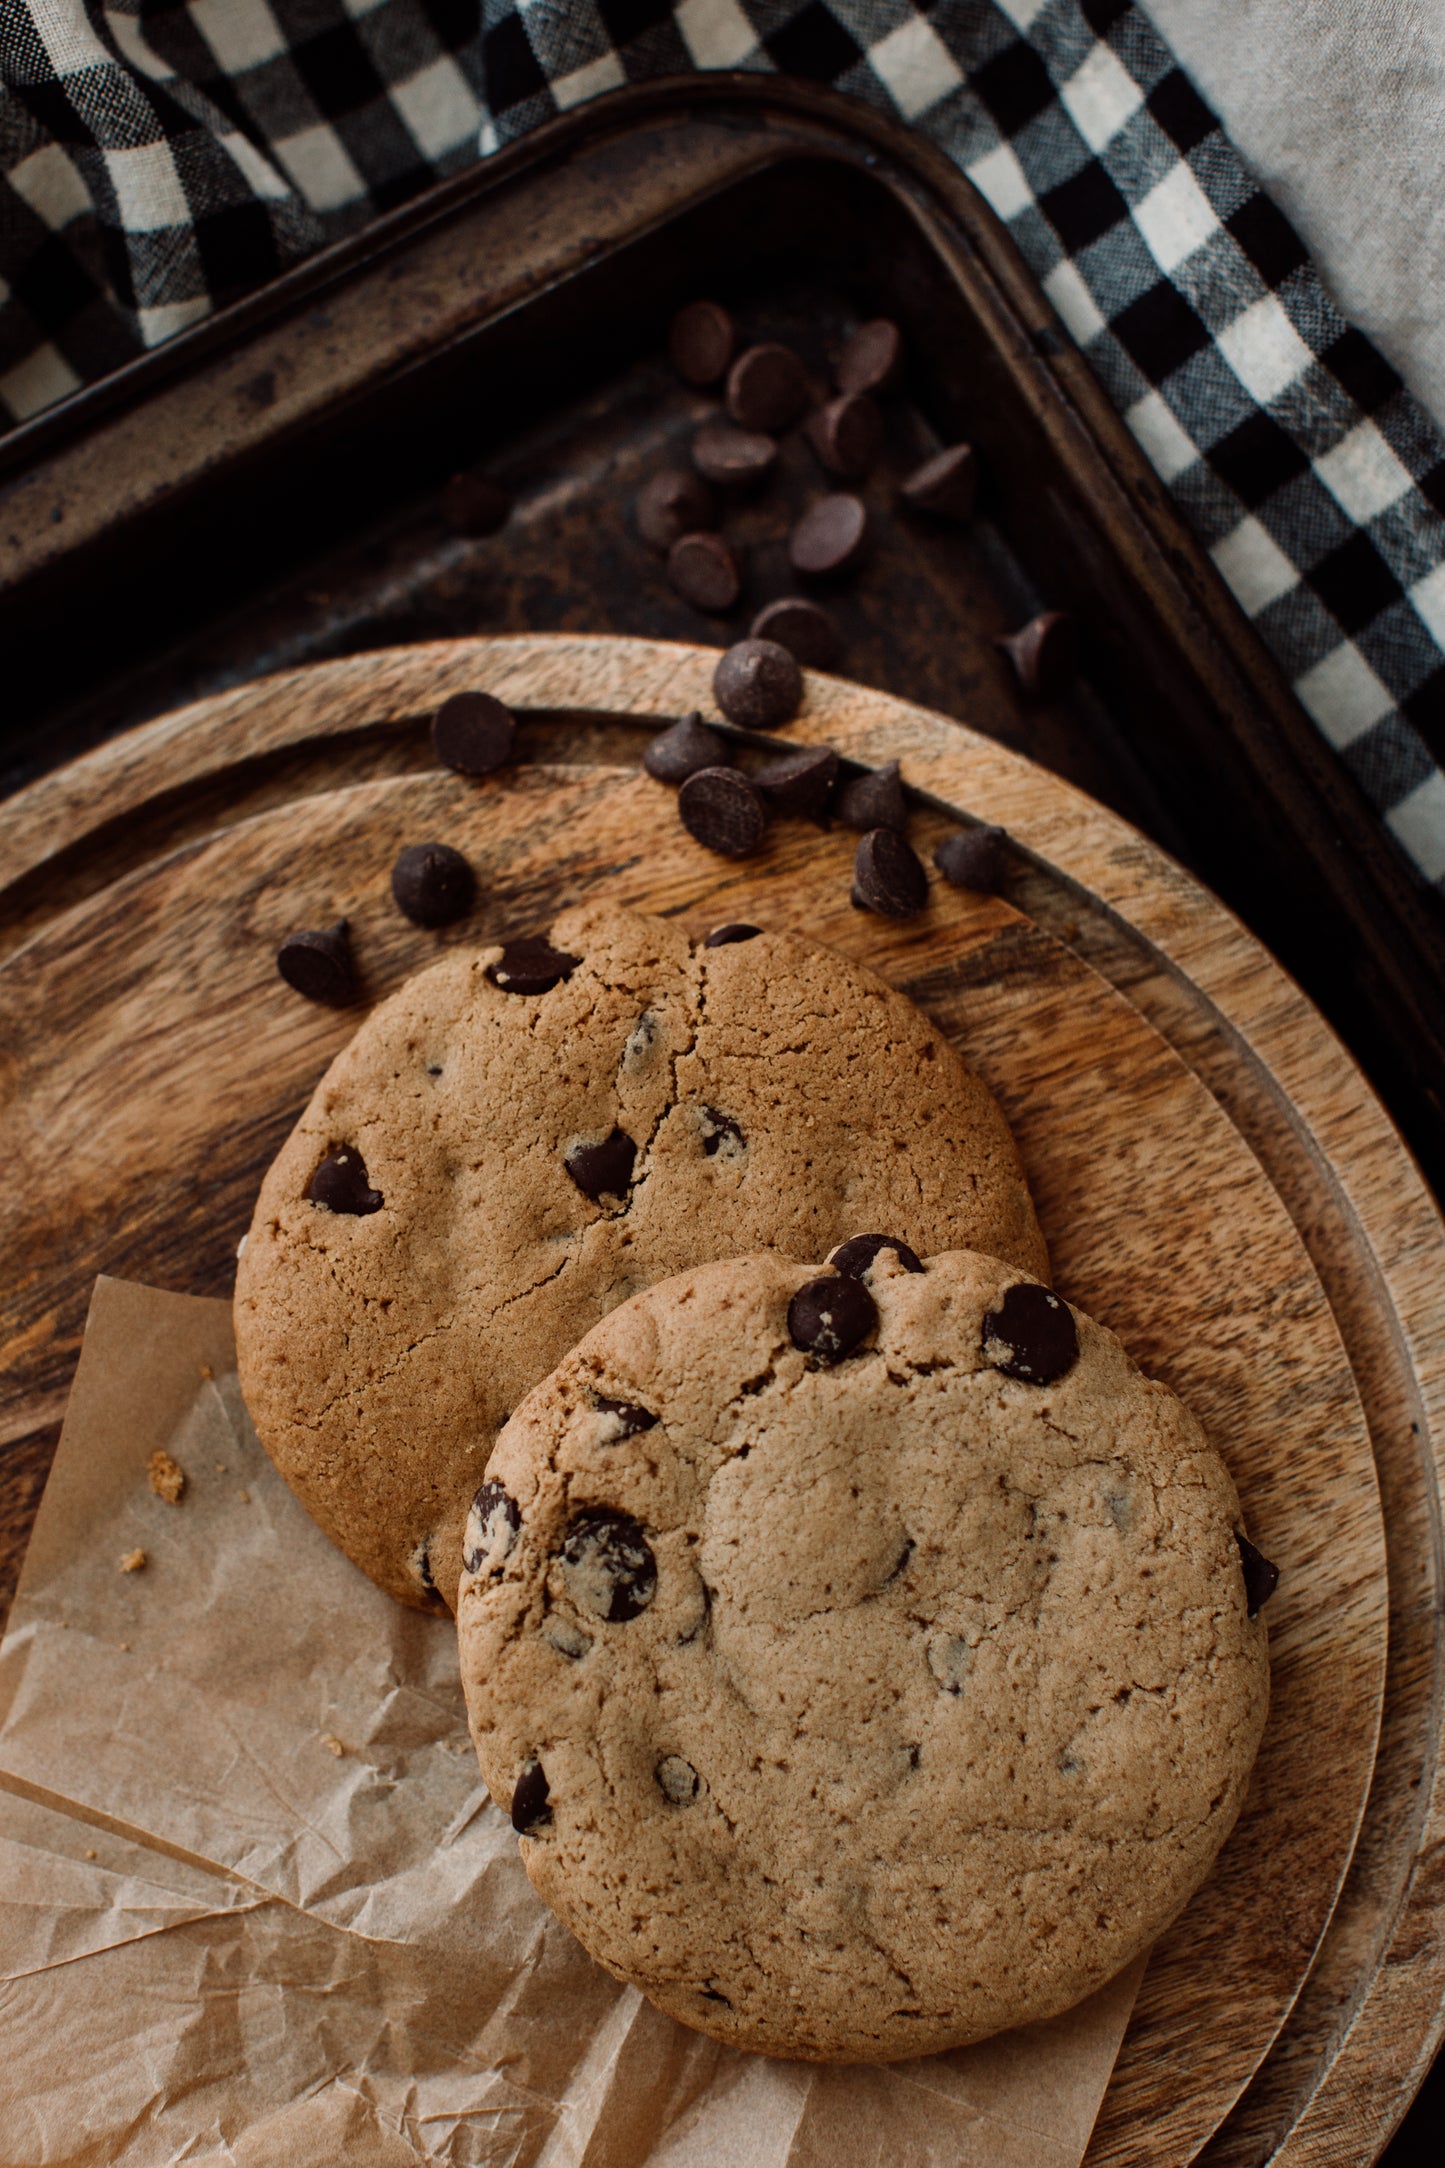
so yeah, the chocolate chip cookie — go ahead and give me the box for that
[457,1246,1272,2061]
[235,905,1046,1611]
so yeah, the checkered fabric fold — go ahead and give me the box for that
[4,1,1445,888]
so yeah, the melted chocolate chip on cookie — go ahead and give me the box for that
[982,1283,1078,1384]
[788,1273,877,1363]
[561,1510,657,1622]
[830,1233,924,1279]
[511,1759,552,1833]
[464,1480,521,1576]
[594,1395,659,1437]
[700,1106,744,1156]
[566,1128,637,1202]
[704,922,761,947]
[308,1144,383,1216]
[487,936,580,995]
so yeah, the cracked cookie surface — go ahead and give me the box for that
[458,1247,1270,2062]
[235,904,1046,1608]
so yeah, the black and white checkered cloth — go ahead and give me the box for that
[5,1,1445,890]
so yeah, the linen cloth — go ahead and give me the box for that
[3,0,1445,894]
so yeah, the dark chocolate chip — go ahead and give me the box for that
[415,1543,440,1599]
[788,1273,878,1363]
[789,493,868,577]
[853,827,929,918]
[441,469,511,537]
[982,1283,1078,1384]
[644,711,731,784]
[836,760,906,834]
[561,1509,657,1622]
[431,691,516,775]
[636,468,716,552]
[750,595,841,670]
[935,825,1009,893]
[830,1233,924,1279]
[805,392,882,480]
[1236,1531,1280,1618]
[998,611,1077,698]
[692,422,778,489]
[308,1143,383,1216]
[391,841,474,928]
[704,922,761,946]
[836,318,903,396]
[669,299,736,386]
[700,1105,744,1156]
[900,444,977,522]
[699,1986,732,2007]
[712,637,803,728]
[566,1128,637,1202]
[726,342,809,432]
[594,1395,658,1437]
[511,1758,552,1833]
[463,1479,521,1576]
[678,766,767,858]
[754,744,838,820]
[656,1756,700,1804]
[488,936,581,995]
[668,530,741,613]
[278,920,356,1007]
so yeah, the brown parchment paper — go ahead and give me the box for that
[0,1277,1144,2168]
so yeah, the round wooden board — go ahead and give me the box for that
[0,636,1440,2166]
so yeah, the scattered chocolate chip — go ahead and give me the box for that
[726,341,809,432]
[391,842,474,928]
[935,825,1009,893]
[1236,1532,1280,1618]
[511,1758,551,1833]
[441,469,511,537]
[644,710,731,784]
[657,1756,700,1804]
[278,920,355,1006]
[830,1233,924,1279]
[789,493,868,577]
[982,1283,1078,1384]
[566,1128,637,1202]
[669,298,736,386]
[900,444,976,522]
[704,922,761,946]
[788,1273,878,1363]
[998,610,1077,698]
[668,530,741,613]
[713,636,803,727]
[594,1395,658,1437]
[750,595,841,670]
[692,422,778,489]
[308,1143,383,1215]
[836,760,906,834]
[806,391,882,479]
[463,1479,521,1575]
[853,828,929,918]
[754,744,838,821]
[636,468,716,552]
[431,690,516,775]
[487,936,581,995]
[836,318,903,396]
[561,1509,657,1622]
[700,1106,745,1156]
[678,767,767,858]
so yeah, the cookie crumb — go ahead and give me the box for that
[148,1449,186,1503]
[214,1461,227,1473]
[199,1363,214,1381]
[323,1734,347,1757]
[238,1487,251,1504]
[84,1848,97,1860]
[119,1549,146,1573]
[118,1642,130,1652]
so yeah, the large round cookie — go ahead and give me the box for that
[235,904,1047,1609]
[458,1245,1272,2062]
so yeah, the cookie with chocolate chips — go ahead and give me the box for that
[458,1247,1272,2063]
[235,904,1047,1611]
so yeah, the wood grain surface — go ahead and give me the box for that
[0,635,1439,2167]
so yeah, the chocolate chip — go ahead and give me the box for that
[566,1128,636,1202]
[754,744,838,821]
[712,637,803,728]
[308,1143,383,1216]
[789,493,867,577]
[487,936,581,995]
[692,423,777,489]
[805,392,882,480]
[678,766,767,857]
[669,299,736,386]
[935,825,1009,893]
[900,444,976,522]
[594,1395,658,1437]
[511,1758,551,1833]
[415,1543,440,1600]
[657,1756,700,1804]
[668,530,741,613]
[750,595,840,670]
[836,760,906,834]
[982,1283,1078,1384]
[836,318,903,396]
[853,828,928,918]
[700,1106,744,1156]
[704,922,761,946]
[560,1509,657,1622]
[788,1273,877,1362]
[636,468,716,553]
[278,920,355,1006]
[699,1986,732,2007]
[431,691,516,775]
[1236,1532,1280,1618]
[726,342,809,432]
[644,710,731,784]
[998,611,1077,698]
[441,469,511,537]
[463,1479,521,1575]
[391,842,474,928]
[830,1233,924,1279]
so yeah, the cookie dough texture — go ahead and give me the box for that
[235,904,1046,1609]
[459,1248,1270,2062]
